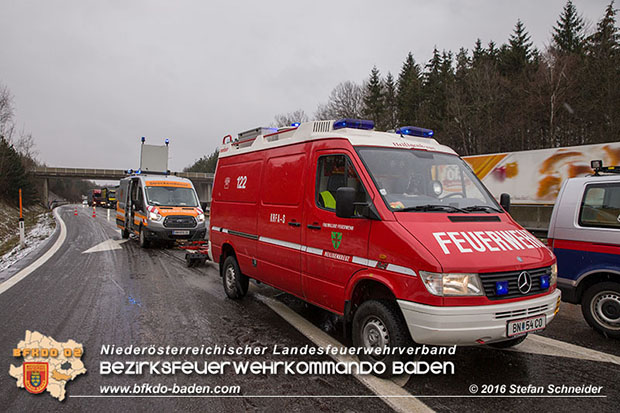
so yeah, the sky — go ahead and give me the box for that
[0,0,613,171]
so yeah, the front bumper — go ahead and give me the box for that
[398,289,561,346]
[143,223,206,241]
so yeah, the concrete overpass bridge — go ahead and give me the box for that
[32,167,214,207]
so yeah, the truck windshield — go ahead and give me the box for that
[357,147,501,212]
[145,186,199,207]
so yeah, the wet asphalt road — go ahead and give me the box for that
[0,205,618,412]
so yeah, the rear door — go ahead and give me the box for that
[256,149,307,296]
[301,148,372,313]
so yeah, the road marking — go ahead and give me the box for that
[0,207,67,295]
[82,239,128,254]
[258,295,433,413]
[508,333,620,365]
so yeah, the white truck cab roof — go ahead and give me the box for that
[219,120,458,158]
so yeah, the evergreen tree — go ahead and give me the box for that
[184,149,219,173]
[587,1,619,59]
[0,136,38,206]
[396,52,423,125]
[552,0,585,54]
[425,47,442,82]
[500,19,537,74]
[383,72,398,130]
[455,48,470,80]
[582,1,620,142]
[472,39,485,64]
[362,66,385,129]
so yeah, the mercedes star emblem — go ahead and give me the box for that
[518,271,532,294]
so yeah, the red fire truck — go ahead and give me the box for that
[209,119,560,369]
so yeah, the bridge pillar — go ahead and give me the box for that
[42,178,49,209]
[194,182,212,203]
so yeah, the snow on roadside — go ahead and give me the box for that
[0,212,56,272]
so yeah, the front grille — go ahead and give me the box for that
[479,266,551,300]
[163,215,196,228]
[495,304,549,319]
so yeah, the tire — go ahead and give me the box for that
[222,255,248,299]
[488,334,528,348]
[581,282,620,339]
[352,300,413,378]
[138,227,150,248]
[121,226,129,239]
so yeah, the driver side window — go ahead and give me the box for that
[316,155,368,214]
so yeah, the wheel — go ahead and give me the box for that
[138,227,150,248]
[121,226,129,239]
[581,282,620,339]
[352,300,413,378]
[488,334,528,348]
[222,255,248,299]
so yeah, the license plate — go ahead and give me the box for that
[507,314,546,337]
[172,230,190,235]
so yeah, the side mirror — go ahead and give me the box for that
[200,201,209,212]
[500,193,511,213]
[133,199,143,211]
[335,187,356,218]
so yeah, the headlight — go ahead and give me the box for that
[196,213,205,223]
[419,271,484,296]
[550,263,557,286]
[149,211,163,221]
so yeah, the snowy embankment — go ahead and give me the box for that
[0,205,56,273]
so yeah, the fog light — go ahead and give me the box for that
[496,281,509,296]
[540,275,550,289]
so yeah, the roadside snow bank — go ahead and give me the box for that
[0,211,56,272]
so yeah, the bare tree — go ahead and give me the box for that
[272,109,309,127]
[0,83,15,135]
[314,81,364,120]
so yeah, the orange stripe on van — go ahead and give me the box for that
[146,181,192,188]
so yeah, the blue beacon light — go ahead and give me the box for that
[495,281,509,296]
[395,126,434,138]
[540,275,550,289]
[332,118,375,130]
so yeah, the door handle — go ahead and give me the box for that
[307,224,321,230]
[288,222,301,227]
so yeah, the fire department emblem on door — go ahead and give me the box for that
[331,232,342,249]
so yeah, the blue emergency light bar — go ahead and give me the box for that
[395,126,434,138]
[333,118,375,130]
[291,122,301,127]
[495,281,509,296]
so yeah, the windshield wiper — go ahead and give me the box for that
[398,204,469,213]
[461,205,502,213]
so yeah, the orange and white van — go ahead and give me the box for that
[116,172,207,248]
[209,119,560,367]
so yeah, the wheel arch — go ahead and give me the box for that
[218,242,236,277]
[575,270,620,301]
[344,272,398,321]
